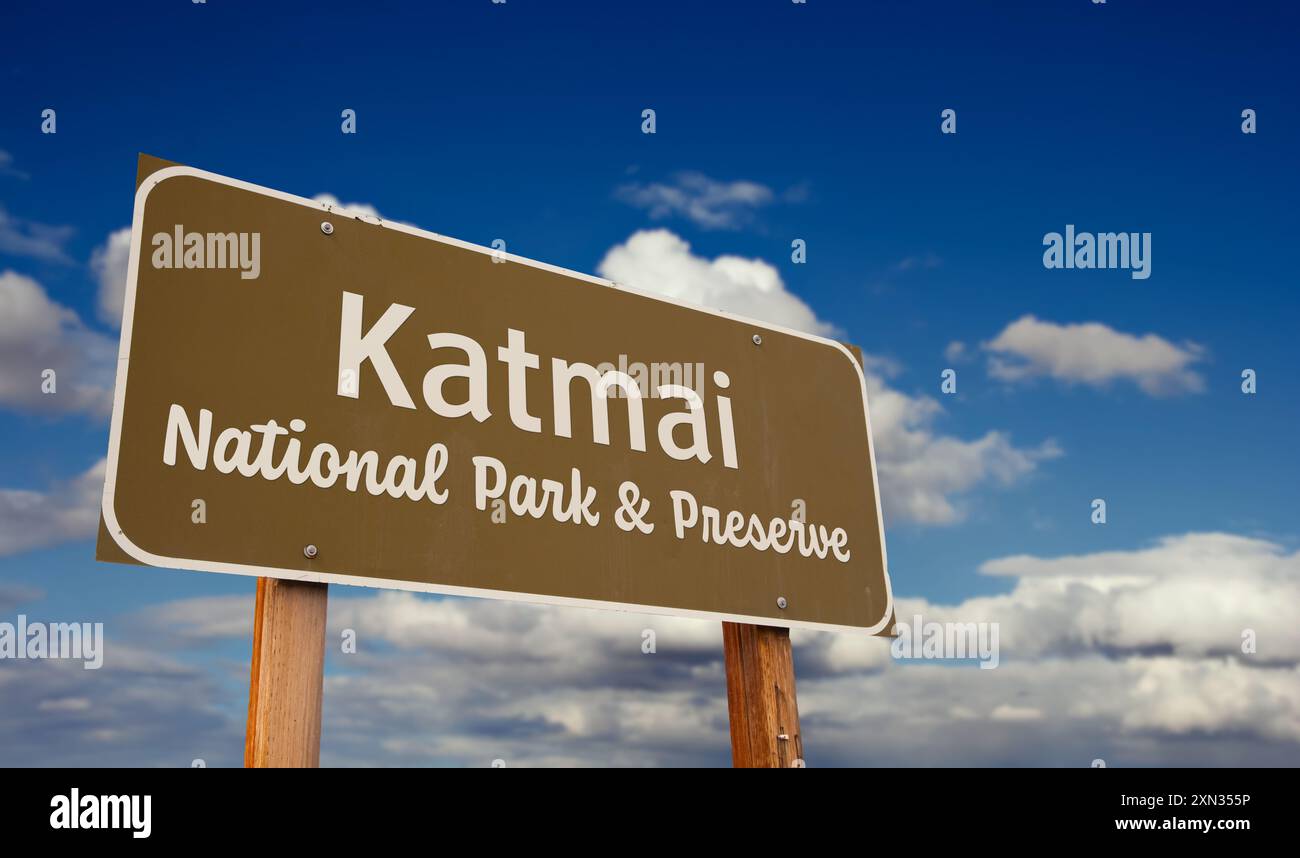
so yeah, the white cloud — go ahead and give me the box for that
[597,231,1055,524]
[893,253,942,272]
[319,594,727,766]
[0,205,74,263]
[1117,657,1300,739]
[598,229,835,336]
[991,704,1043,721]
[0,636,244,766]
[125,595,253,644]
[615,172,774,230]
[0,459,105,558]
[860,365,1060,525]
[331,590,720,661]
[968,532,1300,663]
[132,530,1300,764]
[0,270,116,418]
[985,315,1205,396]
[944,341,968,363]
[0,150,28,180]
[90,227,131,327]
[38,697,92,713]
[6,530,1293,766]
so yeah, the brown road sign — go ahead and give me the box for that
[98,157,894,633]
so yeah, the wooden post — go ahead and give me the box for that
[722,622,803,768]
[244,577,329,768]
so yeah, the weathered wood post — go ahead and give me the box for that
[722,622,803,768]
[244,578,329,768]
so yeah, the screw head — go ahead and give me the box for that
[752,334,763,345]
[776,596,788,609]
[303,544,319,559]
[320,221,334,235]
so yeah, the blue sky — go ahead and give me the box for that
[1,1,1298,767]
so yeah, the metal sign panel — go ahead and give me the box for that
[98,159,893,633]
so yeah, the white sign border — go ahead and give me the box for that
[102,164,895,635]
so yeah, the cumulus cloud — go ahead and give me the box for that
[36,529,1287,766]
[836,531,1300,756]
[985,315,1206,396]
[970,532,1300,663]
[0,459,105,558]
[0,205,74,263]
[124,595,253,644]
[0,530,1292,766]
[334,531,1295,762]
[598,229,835,336]
[0,639,243,766]
[322,594,729,765]
[615,172,775,230]
[0,270,116,418]
[90,227,132,327]
[864,365,1061,524]
[597,231,1054,524]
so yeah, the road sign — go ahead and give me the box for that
[98,157,894,633]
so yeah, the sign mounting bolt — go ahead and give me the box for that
[320,221,334,235]
[752,333,763,345]
[303,544,319,559]
[776,596,788,609]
